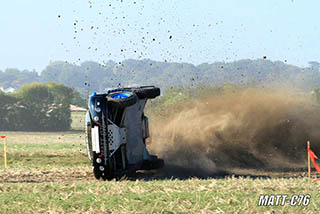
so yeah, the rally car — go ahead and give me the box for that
[85,86,164,180]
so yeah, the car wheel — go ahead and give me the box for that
[132,86,160,99]
[85,111,93,162]
[93,166,101,179]
[106,91,137,108]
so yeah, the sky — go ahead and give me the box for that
[0,0,319,72]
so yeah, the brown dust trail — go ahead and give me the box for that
[149,89,320,177]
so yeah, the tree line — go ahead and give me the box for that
[1,59,320,99]
[0,83,80,131]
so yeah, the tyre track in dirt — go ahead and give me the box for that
[0,166,312,183]
[0,167,94,183]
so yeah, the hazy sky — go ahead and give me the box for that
[0,0,319,72]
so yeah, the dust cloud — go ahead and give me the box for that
[149,89,320,176]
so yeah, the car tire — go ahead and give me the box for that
[132,86,160,99]
[93,167,101,179]
[85,111,93,162]
[106,91,137,108]
[141,157,164,170]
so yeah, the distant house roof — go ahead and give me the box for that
[0,87,15,93]
[70,104,87,112]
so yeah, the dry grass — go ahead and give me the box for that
[71,111,86,131]
[0,112,319,213]
[0,176,320,213]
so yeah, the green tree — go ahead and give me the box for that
[47,82,73,131]
[0,91,19,130]
[16,83,53,131]
[71,90,87,108]
[0,82,75,131]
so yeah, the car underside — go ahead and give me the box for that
[85,86,164,180]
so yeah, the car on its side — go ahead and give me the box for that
[85,86,164,180]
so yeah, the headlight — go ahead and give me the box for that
[93,116,99,122]
[95,107,101,113]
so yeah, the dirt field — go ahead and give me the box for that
[1,106,320,213]
[0,130,319,214]
[0,129,314,184]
